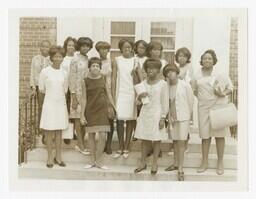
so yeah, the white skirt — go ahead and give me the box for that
[40,97,69,131]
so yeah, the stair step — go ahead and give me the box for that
[36,133,237,155]
[26,148,237,169]
[19,161,237,181]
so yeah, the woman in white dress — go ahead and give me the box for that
[163,64,194,181]
[193,50,233,175]
[111,39,137,158]
[134,58,169,175]
[38,46,69,168]
[61,37,77,144]
[175,47,194,153]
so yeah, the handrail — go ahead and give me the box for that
[18,92,39,164]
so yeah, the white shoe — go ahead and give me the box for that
[167,151,173,156]
[123,150,129,159]
[83,164,94,169]
[113,151,123,159]
[75,145,90,155]
[95,162,109,170]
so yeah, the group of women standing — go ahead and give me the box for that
[29,36,233,181]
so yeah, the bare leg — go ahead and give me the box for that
[173,141,178,166]
[197,138,211,172]
[124,120,135,151]
[105,120,114,154]
[215,137,225,175]
[74,119,85,151]
[116,120,124,152]
[152,141,160,172]
[45,131,54,165]
[177,140,186,172]
[88,133,96,165]
[55,131,62,162]
[134,140,148,173]
[96,133,106,160]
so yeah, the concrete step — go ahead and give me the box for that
[36,133,237,155]
[26,148,237,169]
[19,161,237,181]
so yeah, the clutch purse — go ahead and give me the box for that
[209,103,237,130]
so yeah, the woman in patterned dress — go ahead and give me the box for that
[69,37,93,155]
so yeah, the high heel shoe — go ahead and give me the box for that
[178,171,185,181]
[46,163,53,168]
[151,166,158,175]
[54,158,66,167]
[134,164,147,173]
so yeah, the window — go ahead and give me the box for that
[150,22,176,63]
[110,21,136,60]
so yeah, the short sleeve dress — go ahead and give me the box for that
[84,76,110,133]
[134,80,169,141]
[194,69,233,139]
[39,66,69,131]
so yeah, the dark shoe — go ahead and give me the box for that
[46,163,53,168]
[42,135,46,145]
[158,150,162,158]
[151,168,158,175]
[134,165,147,173]
[54,158,66,167]
[64,139,71,145]
[147,149,153,157]
[165,165,178,171]
[132,137,138,141]
[178,171,184,181]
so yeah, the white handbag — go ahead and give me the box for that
[62,122,74,139]
[209,103,237,130]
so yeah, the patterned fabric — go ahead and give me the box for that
[69,53,89,118]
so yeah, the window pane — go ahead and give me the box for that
[151,37,175,50]
[111,36,135,49]
[111,22,136,35]
[151,22,176,35]
[110,51,121,60]
[162,52,175,64]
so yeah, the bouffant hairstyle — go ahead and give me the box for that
[133,40,148,55]
[88,57,102,69]
[200,49,218,66]
[49,46,65,62]
[146,41,163,57]
[143,58,162,72]
[118,39,134,53]
[175,47,191,64]
[63,37,77,54]
[77,37,93,50]
[95,41,111,52]
[162,63,180,78]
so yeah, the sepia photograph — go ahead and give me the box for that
[7,8,248,191]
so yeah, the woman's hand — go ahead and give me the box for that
[138,92,148,101]
[107,106,116,119]
[214,87,226,97]
[159,118,165,130]
[72,95,79,109]
[80,115,87,126]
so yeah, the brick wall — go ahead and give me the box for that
[229,18,238,87]
[19,17,57,100]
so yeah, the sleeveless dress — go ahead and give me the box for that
[115,56,137,120]
[84,76,110,133]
